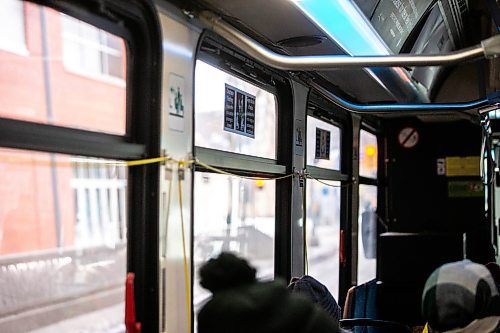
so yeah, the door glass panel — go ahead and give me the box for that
[306,179,341,300]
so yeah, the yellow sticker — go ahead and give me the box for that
[445,156,480,177]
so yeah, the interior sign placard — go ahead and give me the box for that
[224,84,255,138]
[315,128,331,160]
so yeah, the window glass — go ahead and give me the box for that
[193,172,275,312]
[306,179,341,299]
[359,130,378,179]
[357,184,377,285]
[0,148,127,332]
[0,3,127,134]
[0,0,26,55]
[306,116,341,170]
[195,60,277,159]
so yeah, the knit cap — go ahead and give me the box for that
[197,252,346,333]
[422,260,500,333]
[288,275,342,322]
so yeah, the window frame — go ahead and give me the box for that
[0,1,162,331]
[192,34,291,287]
[306,101,350,182]
[356,122,384,287]
[304,96,351,303]
[194,36,286,175]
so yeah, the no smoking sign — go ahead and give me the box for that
[398,127,419,149]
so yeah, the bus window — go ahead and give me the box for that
[305,115,342,299]
[193,172,276,311]
[0,2,133,331]
[306,116,341,170]
[195,60,277,159]
[0,1,127,135]
[0,148,127,331]
[358,128,378,285]
[193,58,280,321]
[306,179,341,299]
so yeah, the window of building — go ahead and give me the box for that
[72,157,127,248]
[195,60,277,159]
[0,0,27,55]
[306,116,341,170]
[62,15,125,81]
[359,129,378,179]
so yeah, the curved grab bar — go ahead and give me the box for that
[198,11,500,70]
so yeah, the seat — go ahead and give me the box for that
[376,232,463,325]
[343,279,378,320]
[344,232,464,329]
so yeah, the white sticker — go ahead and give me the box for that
[168,73,185,132]
[437,158,445,176]
[294,119,304,156]
[398,127,419,149]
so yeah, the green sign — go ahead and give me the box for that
[448,180,483,198]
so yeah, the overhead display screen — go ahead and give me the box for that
[371,0,435,53]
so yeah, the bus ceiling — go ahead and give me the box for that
[176,0,500,115]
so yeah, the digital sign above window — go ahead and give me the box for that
[371,0,434,53]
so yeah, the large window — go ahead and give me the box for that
[357,129,379,285]
[0,3,141,332]
[305,115,344,299]
[193,58,282,323]
[0,0,27,55]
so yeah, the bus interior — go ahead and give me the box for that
[0,0,499,332]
